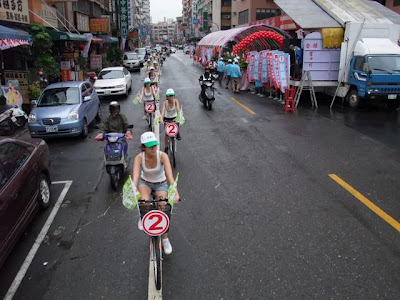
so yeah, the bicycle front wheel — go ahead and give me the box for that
[148,113,153,130]
[169,138,176,168]
[151,237,162,290]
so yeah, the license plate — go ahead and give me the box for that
[46,125,58,133]
[388,94,397,99]
[105,90,111,95]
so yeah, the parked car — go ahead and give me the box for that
[184,46,190,54]
[0,136,51,268]
[122,52,141,71]
[94,67,132,98]
[171,47,177,53]
[28,81,101,138]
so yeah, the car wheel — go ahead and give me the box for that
[125,86,129,97]
[95,105,101,122]
[81,118,89,138]
[347,89,360,109]
[37,174,51,209]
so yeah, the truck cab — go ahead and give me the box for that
[347,38,400,109]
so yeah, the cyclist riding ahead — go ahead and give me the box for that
[141,78,157,120]
[160,88,181,152]
[133,131,180,254]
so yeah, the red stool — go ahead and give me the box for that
[284,86,296,113]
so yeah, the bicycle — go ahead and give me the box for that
[138,197,171,290]
[164,121,179,168]
[144,100,155,130]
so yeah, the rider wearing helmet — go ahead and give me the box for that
[153,60,160,74]
[102,101,130,134]
[199,67,214,100]
[160,88,181,153]
[141,77,157,120]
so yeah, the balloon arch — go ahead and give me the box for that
[233,31,284,55]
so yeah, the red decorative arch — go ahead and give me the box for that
[233,31,284,55]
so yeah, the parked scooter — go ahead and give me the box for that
[95,125,133,190]
[0,105,28,135]
[199,75,218,110]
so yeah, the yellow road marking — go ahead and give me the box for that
[231,97,256,115]
[329,174,400,233]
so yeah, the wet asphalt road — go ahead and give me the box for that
[1,51,399,299]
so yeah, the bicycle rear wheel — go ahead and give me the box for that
[151,237,162,290]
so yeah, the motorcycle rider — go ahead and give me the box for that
[102,101,132,155]
[199,67,214,100]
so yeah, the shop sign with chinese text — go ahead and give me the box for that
[90,18,109,34]
[76,12,90,32]
[0,0,30,24]
[119,0,128,37]
[28,0,57,28]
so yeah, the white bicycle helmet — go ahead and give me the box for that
[166,88,175,96]
[144,77,151,84]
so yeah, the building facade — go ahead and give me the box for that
[231,0,281,27]
[212,0,232,31]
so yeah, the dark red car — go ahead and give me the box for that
[0,136,51,268]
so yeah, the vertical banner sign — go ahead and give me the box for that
[82,33,93,58]
[253,52,260,82]
[203,12,208,31]
[119,0,128,38]
[247,52,255,82]
[277,53,289,93]
[273,53,281,91]
[60,61,71,82]
[267,52,274,88]
[260,51,269,83]
[206,47,212,63]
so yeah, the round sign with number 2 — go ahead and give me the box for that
[145,102,155,112]
[142,211,170,236]
[165,123,179,137]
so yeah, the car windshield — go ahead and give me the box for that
[367,55,400,73]
[98,70,124,79]
[125,53,138,60]
[137,48,146,54]
[37,87,80,106]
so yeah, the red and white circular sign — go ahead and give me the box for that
[165,123,179,137]
[145,102,155,112]
[142,210,170,236]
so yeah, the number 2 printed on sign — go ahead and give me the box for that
[149,215,163,231]
[166,123,178,137]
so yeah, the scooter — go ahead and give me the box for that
[0,105,28,135]
[95,125,133,190]
[199,79,216,111]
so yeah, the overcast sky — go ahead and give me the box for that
[150,0,182,23]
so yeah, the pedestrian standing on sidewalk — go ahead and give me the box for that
[217,58,225,85]
[230,60,242,93]
[225,59,233,89]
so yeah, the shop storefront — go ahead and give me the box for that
[0,0,32,108]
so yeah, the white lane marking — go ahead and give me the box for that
[241,118,248,123]
[4,180,73,300]
[148,251,162,299]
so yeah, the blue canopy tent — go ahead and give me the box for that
[0,25,32,50]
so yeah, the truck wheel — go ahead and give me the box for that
[347,89,360,109]
[387,99,400,110]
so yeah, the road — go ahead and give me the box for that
[1,51,399,299]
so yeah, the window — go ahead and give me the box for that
[353,56,365,71]
[221,12,231,19]
[222,0,231,6]
[394,0,400,6]
[239,10,249,25]
[256,8,280,20]
[0,142,31,187]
